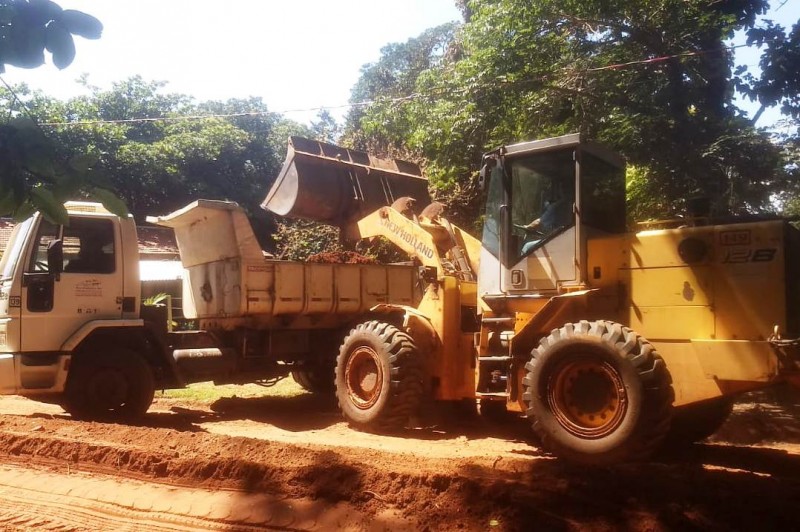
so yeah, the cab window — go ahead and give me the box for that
[63,218,116,274]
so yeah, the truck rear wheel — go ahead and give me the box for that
[523,320,673,465]
[291,362,335,395]
[64,349,155,421]
[335,320,423,431]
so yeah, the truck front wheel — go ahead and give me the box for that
[335,320,423,431]
[64,349,155,421]
[523,320,673,465]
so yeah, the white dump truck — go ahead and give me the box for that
[0,139,428,422]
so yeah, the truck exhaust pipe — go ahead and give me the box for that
[261,137,431,228]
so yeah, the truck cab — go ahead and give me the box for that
[0,202,141,396]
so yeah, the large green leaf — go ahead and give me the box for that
[30,186,68,224]
[59,9,103,40]
[12,202,37,223]
[90,187,130,218]
[28,0,63,23]
[45,20,76,69]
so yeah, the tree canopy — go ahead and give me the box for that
[2,0,799,252]
[0,0,107,223]
[347,0,799,223]
[1,76,311,246]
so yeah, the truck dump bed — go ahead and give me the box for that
[148,200,420,325]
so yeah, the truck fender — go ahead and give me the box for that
[61,319,146,352]
[370,303,440,356]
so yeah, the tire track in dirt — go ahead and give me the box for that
[0,463,380,531]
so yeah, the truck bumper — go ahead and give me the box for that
[0,354,16,394]
[0,353,70,395]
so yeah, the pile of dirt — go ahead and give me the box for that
[306,251,377,264]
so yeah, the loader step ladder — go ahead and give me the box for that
[477,315,515,399]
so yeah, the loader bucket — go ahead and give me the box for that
[262,137,431,227]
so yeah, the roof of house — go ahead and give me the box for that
[0,218,179,259]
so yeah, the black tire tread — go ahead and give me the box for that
[64,349,155,421]
[291,362,335,395]
[336,320,424,431]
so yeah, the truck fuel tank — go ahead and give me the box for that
[262,136,431,227]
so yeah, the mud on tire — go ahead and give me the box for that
[522,320,673,465]
[335,320,424,431]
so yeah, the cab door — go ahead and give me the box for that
[20,215,123,354]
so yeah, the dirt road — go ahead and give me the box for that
[1,384,799,531]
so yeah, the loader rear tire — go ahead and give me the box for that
[335,320,424,431]
[663,396,734,447]
[523,320,673,465]
[64,349,155,422]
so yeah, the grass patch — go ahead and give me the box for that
[157,378,306,403]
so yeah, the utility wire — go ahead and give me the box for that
[0,42,761,128]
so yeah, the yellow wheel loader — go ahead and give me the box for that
[263,134,800,464]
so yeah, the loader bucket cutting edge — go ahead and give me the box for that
[262,136,431,227]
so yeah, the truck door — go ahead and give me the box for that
[20,215,123,353]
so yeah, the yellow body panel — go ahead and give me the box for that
[610,221,788,343]
[578,220,789,404]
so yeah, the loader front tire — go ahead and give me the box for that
[64,349,155,422]
[335,320,423,431]
[523,320,673,465]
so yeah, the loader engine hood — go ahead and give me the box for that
[262,136,431,228]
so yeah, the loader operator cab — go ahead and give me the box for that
[478,133,626,297]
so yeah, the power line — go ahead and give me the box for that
[0,42,759,128]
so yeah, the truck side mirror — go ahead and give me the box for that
[47,239,63,278]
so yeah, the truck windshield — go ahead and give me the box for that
[0,218,34,281]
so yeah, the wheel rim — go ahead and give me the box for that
[86,367,128,411]
[344,345,384,409]
[546,356,627,438]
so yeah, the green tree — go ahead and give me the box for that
[5,77,312,248]
[351,0,797,223]
[344,22,459,158]
[310,109,341,144]
[0,0,109,222]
